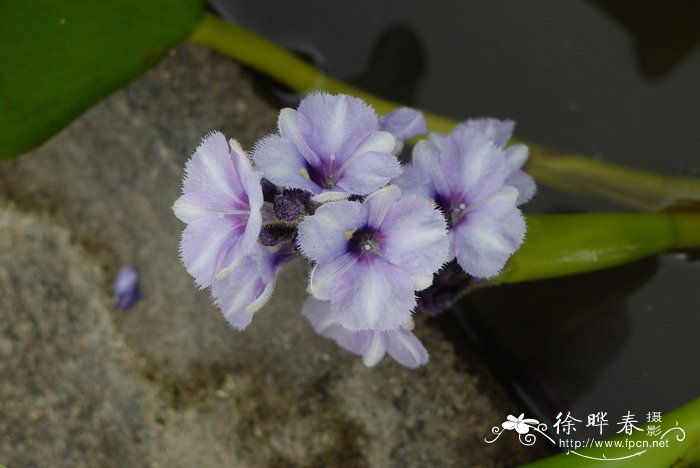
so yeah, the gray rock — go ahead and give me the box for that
[0,44,543,466]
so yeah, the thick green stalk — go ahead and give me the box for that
[497,212,700,284]
[522,397,700,467]
[188,13,700,211]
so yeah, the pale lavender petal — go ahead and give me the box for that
[439,127,511,201]
[504,143,528,170]
[506,170,537,205]
[296,92,378,159]
[427,131,447,149]
[331,258,416,331]
[362,333,386,367]
[348,131,395,157]
[309,253,358,300]
[174,132,261,223]
[114,265,142,310]
[335,150,402,195]
[453,186,526,278]
[297,200,365,263]
[215,206,263,280]
[301,297,373,355]
[310,191,350,203]
[212,246,291,330]
[180,216,244,288]
[211,256,261,330]
[383,328,429,368]
[379,107,427,141]
[458,118,515,148]
[412,139,452,197]
[277,108,319,166]
[364,185,401,229]
[253,134,321,194]
[392,163,434,200]
[380,196,449,289]
[503,144,536,205]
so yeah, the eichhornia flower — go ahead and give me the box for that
[253,93,402,202]
[297,185,449,331]
[174,132,263,287]
[397,126,526,278]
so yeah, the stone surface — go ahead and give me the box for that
[0,44,544,466]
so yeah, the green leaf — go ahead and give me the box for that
[497,212,700,284]
[0,0,204,159]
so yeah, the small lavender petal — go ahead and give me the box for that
[457,118,515,148]
[383,328,429,368]
[212,246,291,330]
[253,134,320,194]
[309,253,358,300]
[452,186,526,278]
[506,170,537,206]
[302,297,373,355]
[296,92,378,159]
[504,143,528,169]
[380,195,450,290]
[114,266,142,310]
[335,150,402,196]
[379,107,428,141]
[364,185,401,229]
[438,127,510,201]
[302,298,428,368]
[392,163,434,200]
[503,144,536,205]
[330,258,416,331]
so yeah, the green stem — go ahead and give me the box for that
[522,397,700,467]
[188,13,700,211]
[497,212,700,284]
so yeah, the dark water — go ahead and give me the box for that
[212,0,700,444]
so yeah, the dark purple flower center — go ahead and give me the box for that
[435,193,469,228]
[305,160,339,190]
[347,225,382,257]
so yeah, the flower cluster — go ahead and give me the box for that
[174,93,534,369]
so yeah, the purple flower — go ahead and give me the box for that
[253,93,401,202]
[114,265,142,310]
[212,245,293,330]
[396,126,526,278]
[302,298,429,368]
[173,132,264,288]
[379,107,427,153]
[430,118,536,205]
[297,185,449,331]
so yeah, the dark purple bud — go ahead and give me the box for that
[114,265,142,311]
[416,261,471,316]
[273,189,311,221]
[258,222,297,247]
[260,178,279,203]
